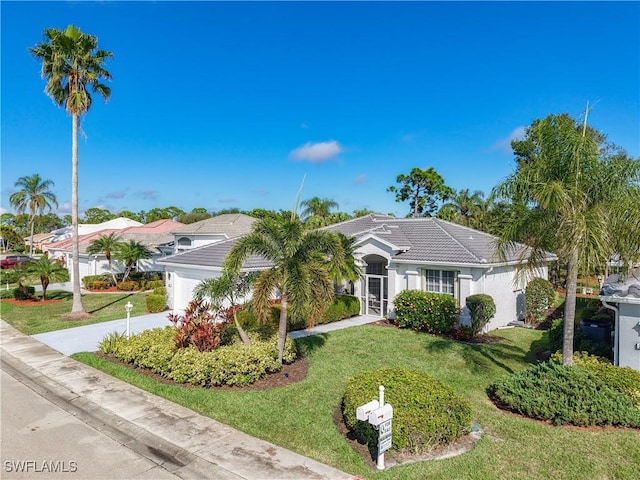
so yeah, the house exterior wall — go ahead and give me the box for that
[617,303,640,371]
[166,267,221,312]
[175,234,228,252]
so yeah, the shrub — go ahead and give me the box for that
[236,304,282,330]
[87,280,109,290]
[83,274,114,289]
[550,352,640,407]
[343,368,471,455]
[525,278,556,325]
[0,269,19,285]
[324,295,360,324]
[152,286,166,296]
[465,294,496,337]
[0,288,16,299]
[488,361,640,427]
[98,331,127,354]
[168,298,225,352]
[145,293,166,313]
[117,281,139,291]
[549,318,612,359]
[14,285,35,300]
[144,279,165,290]
[393,290,459,334]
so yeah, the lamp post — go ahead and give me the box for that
[125,301,133,338]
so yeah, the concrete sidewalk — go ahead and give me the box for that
[1,321,357,480]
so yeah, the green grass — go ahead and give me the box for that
[0,291,151,335]
[73,326,640,480]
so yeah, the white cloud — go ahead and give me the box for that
[289,140,343,163]
[56,202,72,214]
[140,190,160,200]
[491,126,526,154]
[106,189,127,199]
[353,174,367,185]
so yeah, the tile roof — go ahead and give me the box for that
[158,237,272,270]
[600,268,640,303]
[170,214,256,237]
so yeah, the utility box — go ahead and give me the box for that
[356,400,380,421]
[368,404,393,427]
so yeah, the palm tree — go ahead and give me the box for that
[86,232,122,285]
[193,271,258,345]
[492,112,640,365]
[437,189,485,228]
[25,256,69,300]
[30,25,113,318]
[300,197,339,227]
[326,232,362,288]
[9,174,58,255]
[225,214,345,364]
[114,240,152,282]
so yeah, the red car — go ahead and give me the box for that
[0,255,33,269]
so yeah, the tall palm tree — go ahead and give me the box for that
[193,271,258,345]
[225,214,345,364]
[25,256,69,300]
[437,189,485,228]
[492,112,640,365]
[300,197,339,227]
[114,240,152,282]
[30,25,113,318]
[86,232,122,285]
[9,174,58,255]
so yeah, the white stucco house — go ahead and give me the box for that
[46,219,184,284]
[160,214,555,332]
[600,269,640,371]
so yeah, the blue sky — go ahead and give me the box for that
[2,1,639,219]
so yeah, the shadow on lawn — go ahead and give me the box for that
[295,333,328,355]
[87,293,134,314]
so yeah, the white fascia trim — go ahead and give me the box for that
[599,295,640,305]
[355,233,404,251]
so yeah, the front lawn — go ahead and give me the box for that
[74,326,640,479]
[0,291,150,335]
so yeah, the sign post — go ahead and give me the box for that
[356,385,393,471]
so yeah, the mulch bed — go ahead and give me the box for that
[1,298,64,306]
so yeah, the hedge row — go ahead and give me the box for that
[393,290,459,334]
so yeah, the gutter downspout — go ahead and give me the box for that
[601,300,619,366]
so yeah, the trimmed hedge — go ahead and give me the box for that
[117,280,139,291]
[324,294,360,323]
[82,274,114,289]
[99,326,297,387]
[525,277,555,325]
[343,368,472,454]
[488,361,640,427]
[466,294,496,337]
[393,290,459,334]
[145,293,166,313]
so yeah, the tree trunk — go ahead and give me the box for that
[277,294,289,365]
[29,219,35,256]
[41,277,49,300]
[107,254,118,285]
[562,250,579,366]
[233,310,252,346]
[70,114,86,315]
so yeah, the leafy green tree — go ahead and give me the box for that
[117,210,144,222]
[83,207,115,224]
[86,232,122,285]
[9,174,58,255]
[177,212,212,224]
[0,226,24,252]
[352,208,376,218]
[387,167,453,217]
[30,25,113,318]
[34,212,65,234]
[437,189,486,228]
[492,112,640,365]
[225,214,345,364]
[193,271,258,345]
[1,213,15,226]
[114,240,152,282]
[25,256,69,300]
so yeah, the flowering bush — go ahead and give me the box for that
[393,290,459,334]
[168,298,225,352]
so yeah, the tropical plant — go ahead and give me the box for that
[25,256,69,300]
[437,189,486,228]
[30,25,113,318]
[224,213,345,364]
[387,167,454,217]
[86,232,122,285]
[491,111,640,365]
[9,174,58,255]
[326,232,361,287]
[193,271,258,345]
[300,196,340,227]
[113,240,152,282]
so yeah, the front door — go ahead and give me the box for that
[363,275,387,317]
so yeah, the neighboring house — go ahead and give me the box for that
[47,219,183,284]
[169,213,257,253]
[47,217,144,247]
[600,269,640,371]
[161,214,555,331]
[24,232,56,252]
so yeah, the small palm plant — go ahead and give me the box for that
[25,256,69,300]
[114,240,152,282]
[86,232,122,285]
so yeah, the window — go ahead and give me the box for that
[424,269,456,296]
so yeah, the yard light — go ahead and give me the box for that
[125,301,133,338]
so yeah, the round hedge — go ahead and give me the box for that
[342,368,472,455]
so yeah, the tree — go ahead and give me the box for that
[387,167,453,217]
[86,232,122,285]
[25,256,69,300]
[83,207,115,224]
[437,189,486,228]
[492,111,640,365]
[300,197,340,227]
[225,214,345,364]
[9,174,58,255]
[193,271,258,345]
[352,208,376,218]
[327,232,362,289]
[114,240,152,282]
[31,25,113,318]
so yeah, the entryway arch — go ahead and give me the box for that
[361,254,388,317]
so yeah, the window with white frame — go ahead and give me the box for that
[424,269,456,296]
